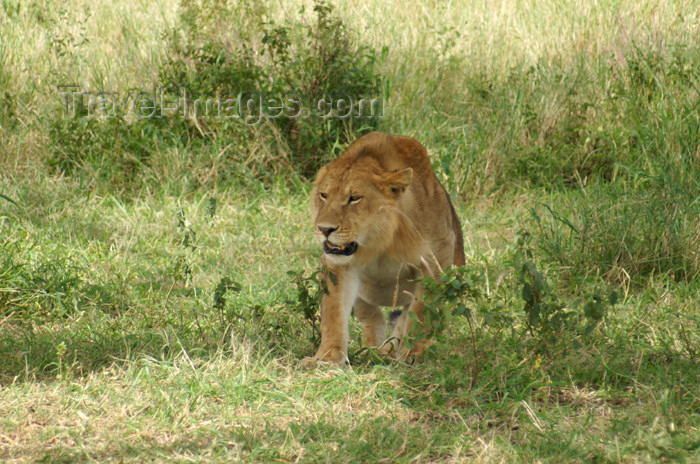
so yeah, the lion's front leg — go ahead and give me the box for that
[301,270,358,368]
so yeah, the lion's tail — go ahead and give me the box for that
[441,184,466,266]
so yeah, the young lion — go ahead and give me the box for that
[302,132,465,367]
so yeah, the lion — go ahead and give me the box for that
[301,132,465,368]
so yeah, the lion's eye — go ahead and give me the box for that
[319,193,327,201]
[348,196,362,205]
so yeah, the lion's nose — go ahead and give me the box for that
[317,225,338,237]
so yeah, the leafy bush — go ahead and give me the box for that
[160,0,385,177]
[43,0,384,191]
[46,105,197,191]
[413,232,621,372]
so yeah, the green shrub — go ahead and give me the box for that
[160,0,385,177]
[286,268,330,346]
[413,243,618,375]
[46,105,197,191]
[45,0,384,190]
[512,231,618,340]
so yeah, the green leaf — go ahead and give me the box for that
[522,283,533,302]
[454,303,469,317]
[609,290,619,306]
[532,272,544,292]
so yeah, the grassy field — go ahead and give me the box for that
[1,0,699,462]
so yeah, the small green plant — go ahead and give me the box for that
[173,197,216,286]
[168,197,227,337]
[173,204,198,286]
[286,267,332,345]
[513,230,618,347]
[52,341,73,381]
[415,265,486,385]
[419,266,485,337]
[517,259,571,338]
[212,276,242,340]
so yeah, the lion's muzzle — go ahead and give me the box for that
[323,241,358,256]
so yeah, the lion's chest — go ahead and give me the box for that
[356,257,420,308]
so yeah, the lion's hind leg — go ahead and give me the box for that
[353,298,386,348]
[380,299,433,361]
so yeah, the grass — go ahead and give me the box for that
[1,0,699,462]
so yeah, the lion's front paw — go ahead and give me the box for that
[300,356,348,369]
[302,346,348,368]
[301,356,319,370]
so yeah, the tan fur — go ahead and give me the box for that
[302,132,465,367]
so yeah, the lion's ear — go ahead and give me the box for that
[312,165,328,185]
[384,168,413,196]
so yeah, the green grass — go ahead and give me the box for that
[1,0,699,462]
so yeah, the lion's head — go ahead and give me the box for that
[311,153,414,265]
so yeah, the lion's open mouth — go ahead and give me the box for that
[323,241,358,256]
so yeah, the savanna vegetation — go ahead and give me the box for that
[0,0,698,462]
